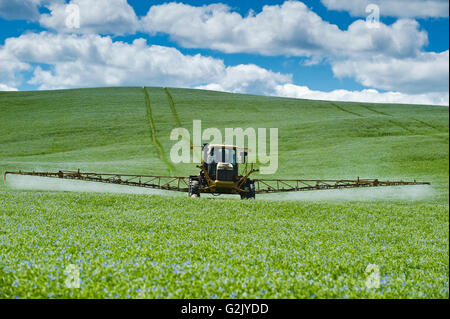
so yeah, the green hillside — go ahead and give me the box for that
[0,87,448,298]
[0,87,448,199]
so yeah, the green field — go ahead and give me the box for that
[0,87,448,298]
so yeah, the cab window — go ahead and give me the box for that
[211,147,236,165]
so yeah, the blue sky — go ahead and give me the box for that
[0,0,448,105]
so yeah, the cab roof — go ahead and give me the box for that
[205,144,237,149]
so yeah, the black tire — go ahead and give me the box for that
[189,179,200,198]
[248,182,256,200]
[241,181,256,200]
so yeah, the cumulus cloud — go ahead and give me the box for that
[0,0,41,21]
[274,84,449,106]
[1,31,446,105]
[39,0,139,35]
[139,1,448,96]
[196,64,291,95]
[0,83,19,91]
[4,32,222,89]
[321,0,449,18]
[0,46,31,88]
[137,1,449,94]
[141,1,428,59]
[0,1,447,106]
[332,51,449,94]
[1,32,289,92]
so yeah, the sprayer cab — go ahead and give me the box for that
[203,144,243,181]
[187,144,256,199]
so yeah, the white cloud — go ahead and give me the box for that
[1,0,447,107]
[2,31,446,106]
[0,0,41,20]
[3,1,445,100]
[0,83,19,91]
[139,1,449,97]
[275,84,449,106]
[332,51,449,94]
[141,1,428,59]
[196,64,291,95]
[39,0,139,35]
[5,32,223,89]
[2,32,289,92]
[321,0,449,18]
[0,45,31,88]
[0,0,64,21]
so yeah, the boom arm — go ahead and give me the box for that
[253,178,430,194]
[4,170,190,192]
[3,170,430,194]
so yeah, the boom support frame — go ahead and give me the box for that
[3,170,430,195]
[253,178,429,194]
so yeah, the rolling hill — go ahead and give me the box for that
[0,87,448,199]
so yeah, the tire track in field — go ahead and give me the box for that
[361,103,445,139]
[360,105,443,134]
[143,87,175,174]
[404,118,447,140]
[164,88,182,128]
[413,118,440,130]
[330,102,363,117]
[164,87,193,146]
[358,104,445,139]
[412,119,448,140]
[359,104,392,116]
[389,118,447,141]
[387,120,416,134]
